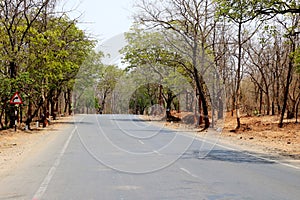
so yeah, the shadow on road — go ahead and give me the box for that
[182,149,276,164]
[111,118,146,122]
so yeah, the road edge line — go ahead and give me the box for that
[177,132,300,170]
[32,126,77,200]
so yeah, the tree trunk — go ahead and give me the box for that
[185,90,188,112]
[192,39,209,129]
[67,89,72,115]
[64,91,69,114]
[52,89,61,120]
[279,41,295,128]
[231,95,235,117]
[194,72,209,129]
[8,105,15,129]
[101,90,109,114]
[0,105,5,129]
[194,87,198,124]
[259,89,263,115]
[266,90,271,115]
[26,99,32,130]
[5,107,9,128]
[25,97,44,130]
[198,96,203,125]
[295,100,299,123]
[235,22,243,129]
[50,96,55,119]
[159,85,163,106]
[162,88,178,121]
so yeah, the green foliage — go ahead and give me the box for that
[0,1,96,127]
[120,25,194,115]
[121,26,166,69]
[294,48,300,73]
[74,53,124,114]
[214,0,261,23]
[121,26,193,82]
[98,65,124,92]
[129,85,156,114]
[255,0,300,15]
[73,50,104,113]
[96,65,124,109]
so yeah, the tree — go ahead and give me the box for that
[277,15,299,127]
[253,0,300,126]
[96,65,124,114]
[129,84,157,115]
[0,0,56,128]
[215,0,264,129]
[245,33,275,116]
[73,50,103,114]
[257,0,300,16]
[134,0,219,129]
[121,26,193,121]
[22,16,95,128]
[0,1,95,130]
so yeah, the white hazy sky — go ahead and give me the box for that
[57,0,136,42]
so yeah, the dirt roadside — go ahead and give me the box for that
[143,113,300,168]
[221,114,300,159]
[0,116,74,176]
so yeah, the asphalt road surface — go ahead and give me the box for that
[0,114,299,200]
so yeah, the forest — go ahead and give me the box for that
[0,0,96,130]
[1,0,300,131]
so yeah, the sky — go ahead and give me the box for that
[57,0,136,42]
[57,0,137,65]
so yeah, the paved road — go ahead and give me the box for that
[0,114,299,200]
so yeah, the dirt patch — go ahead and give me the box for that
[222,114,300,160]
[0,116,74,175]
[142,112,300,161]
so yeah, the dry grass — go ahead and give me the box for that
[223,113,300,159]
[146,111,300,159]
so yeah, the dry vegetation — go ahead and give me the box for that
[161,111,300,160]
[0,116,73,175]
[222,113,300,159]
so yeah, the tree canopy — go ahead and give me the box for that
[0,0,96,129]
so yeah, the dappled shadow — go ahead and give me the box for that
[111,118,146,122]
[181,149,276,164]
[119,129,174,134]
[52,121,76,125]
[53,121,95,125]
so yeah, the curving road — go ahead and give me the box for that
[0,114,299,200]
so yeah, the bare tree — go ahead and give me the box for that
[215,0,265,129]
[134,0,217,129]
[277,15,299,128]
[245,37,276,115]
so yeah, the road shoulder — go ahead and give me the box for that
[140,114,300,169]
[0,116,75,177]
